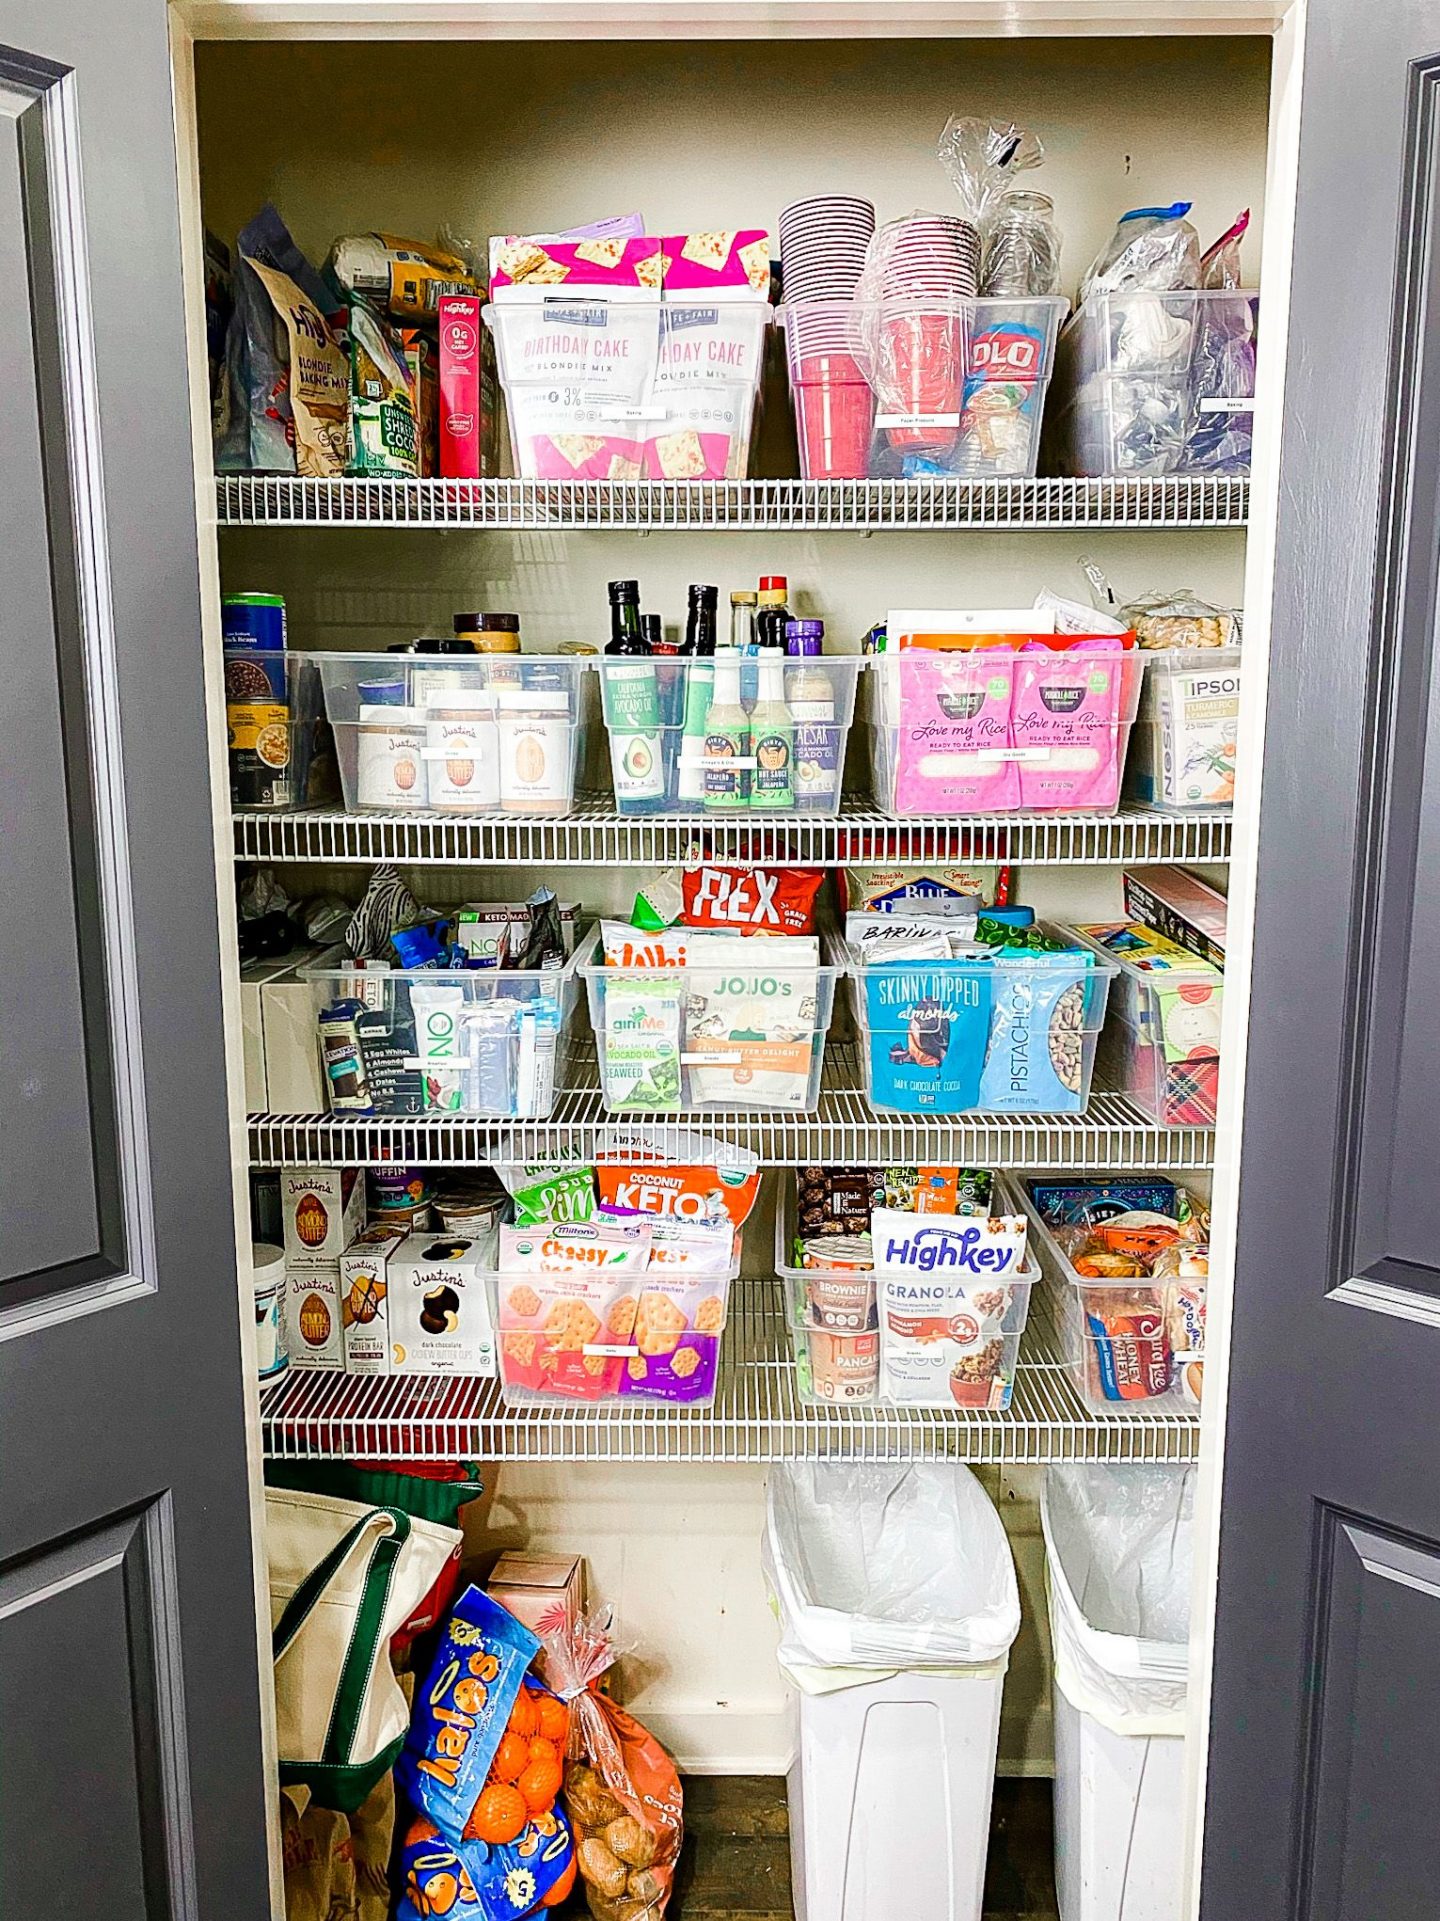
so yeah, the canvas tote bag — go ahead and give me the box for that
[267,1488,459,1810]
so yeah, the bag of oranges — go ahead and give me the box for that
[397,1585,577,1919]
[546,1610,683,1921]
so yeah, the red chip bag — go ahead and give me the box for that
[682,863,824,934]
[548,1611,683,1921]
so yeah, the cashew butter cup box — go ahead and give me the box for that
[340,1221,408,1376]
[391,1227,499,1376]
[283,1264,344,1370]
[281,1166,365,1269]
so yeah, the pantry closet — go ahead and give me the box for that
[10,1,1435,1918]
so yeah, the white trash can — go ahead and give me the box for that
[1041,1466,1195,1921]
[764,1463,1021,1921]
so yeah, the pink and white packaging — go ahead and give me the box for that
[1012,639,1134,810]
[488,233,664,298]
[438,294,486,480]
[643,300,770,480]
[484,297,657,480]
[661,229,771,296]
[893,650,1021,811]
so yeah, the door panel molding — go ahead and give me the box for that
[0,1500,198,1921]
[0,47,155,1315]
[1294,1506,1440,1921]
[1336,53,1440,1314]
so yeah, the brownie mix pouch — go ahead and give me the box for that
[548,1610,684,1920]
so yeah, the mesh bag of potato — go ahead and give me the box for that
[544,1609,683,1921]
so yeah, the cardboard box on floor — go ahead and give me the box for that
[486,1552,586,1652]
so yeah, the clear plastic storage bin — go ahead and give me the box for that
[1045,290,1258,478]
[1070,927,1222,1128]
[776,1180,1036,1410]
[1128,648,1241,811]
[781,296,1066,481]
[485,296,770,482]
[300,944,586,1121]
[866,645,1144,816]
[595,655,866,816]
[490,1251,739,1409]
[579,931,841,1114]
[223,649,332,812]
[1017,1181,1205,1413]
[314,652,589,816]
[839,924,1118,1117]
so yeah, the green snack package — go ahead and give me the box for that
[510,1166,597,1225]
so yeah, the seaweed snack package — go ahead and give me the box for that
[503,1164,598,1226]
[681,863,825,935]
[548,1610,684,1921]
[397,1585,540,1842]
[596,1132,762,1230]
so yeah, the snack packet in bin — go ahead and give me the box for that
[546,1608,684,1920]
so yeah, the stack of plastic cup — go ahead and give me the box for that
[874,215,981,459]
[780,196,877,479]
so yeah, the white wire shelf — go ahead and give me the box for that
[233,801,1233,868]
[258,1282,1198,1466]
[248,1063,1214,1171]
[216,475,1249,532]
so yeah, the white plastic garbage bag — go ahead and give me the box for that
[1041,1465,1194,1738]
[763,1463,1020,1691]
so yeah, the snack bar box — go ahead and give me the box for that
[300,939,588,1123]
[1015,1178,1204,1414]
[838,923,1119,1118]
[1069,924,1223,1128]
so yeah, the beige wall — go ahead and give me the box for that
[204,31,1265,1774]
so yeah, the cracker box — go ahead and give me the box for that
[283,1263,344,1370]
[340,1221,408,1375]
[391,1227,498,1376]
[281,1166,365,1268]
[486,1553,586,1650]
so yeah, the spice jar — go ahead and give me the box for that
[425,692,500,810]
[356,704,427,808]
[497,688,573,814]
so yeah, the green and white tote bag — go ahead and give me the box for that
[266,1489,460,1811]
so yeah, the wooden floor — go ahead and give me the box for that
[562,1775,1060,1920]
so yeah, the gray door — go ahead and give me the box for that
[1203,1,1440,1914]
[0,4,272,1916]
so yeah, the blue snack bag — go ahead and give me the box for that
[398,1805,575,1921]
[863,958,992,1113]
[398,1585,540,1842]
[976,951,1095,1113]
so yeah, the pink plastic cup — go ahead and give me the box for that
[792,350,874,479]
[879,310,962,454]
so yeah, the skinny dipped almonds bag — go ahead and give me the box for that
[547,1610,683,1921]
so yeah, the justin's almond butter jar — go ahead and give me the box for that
[497,689,572,815]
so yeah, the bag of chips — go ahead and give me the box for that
[549,1611,683,1921]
